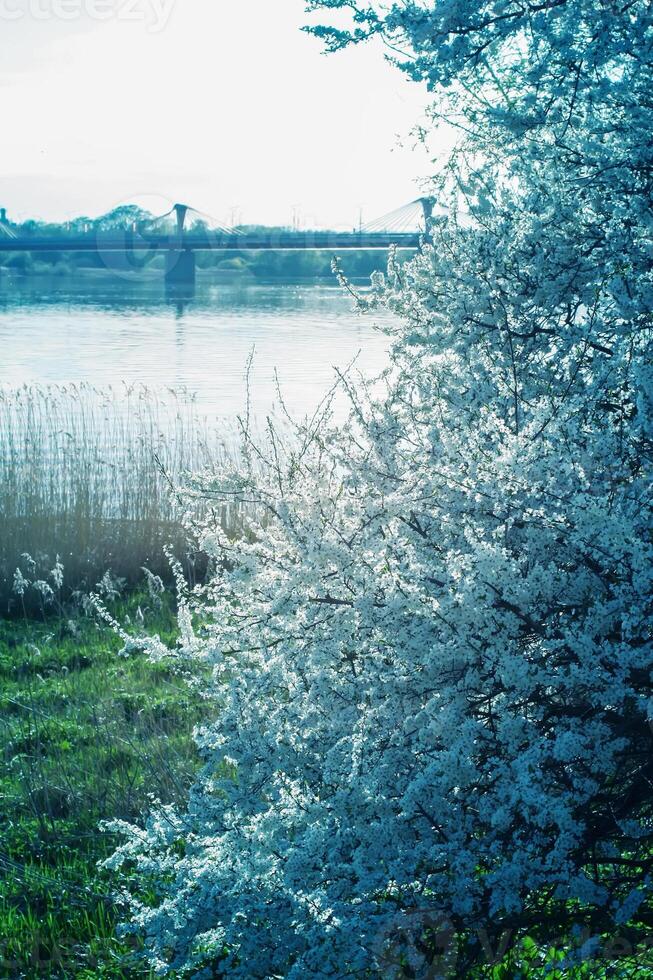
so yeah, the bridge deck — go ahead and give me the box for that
[0,232,422,253]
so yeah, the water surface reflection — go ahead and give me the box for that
[0,272,392,421]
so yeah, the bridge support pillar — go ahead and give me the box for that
[165,248,196,284]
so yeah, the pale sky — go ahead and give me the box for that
[0,0,440,229]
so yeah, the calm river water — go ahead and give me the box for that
[0,272,392,421]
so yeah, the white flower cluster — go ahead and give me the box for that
[107,2,653,975]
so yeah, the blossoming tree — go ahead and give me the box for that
[107,1,653,975]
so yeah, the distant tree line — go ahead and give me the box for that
[0,206,407,280]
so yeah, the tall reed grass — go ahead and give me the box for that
[0,383,243,609]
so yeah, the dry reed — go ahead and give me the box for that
[0,383,244,608]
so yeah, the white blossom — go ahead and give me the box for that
[107,2,653,975]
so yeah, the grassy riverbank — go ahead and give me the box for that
[0,246,407,281]
[0,589,201,978]
[3,593,653,977]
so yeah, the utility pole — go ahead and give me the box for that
[229,206,242,230]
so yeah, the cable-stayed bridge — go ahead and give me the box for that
[0,199,435,283]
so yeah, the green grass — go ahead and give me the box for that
[0,590,202,978]
[2,593,653,979]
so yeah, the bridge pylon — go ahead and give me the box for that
[173,203,189,237]
[166,203,196,285]
[419,196,436,243]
